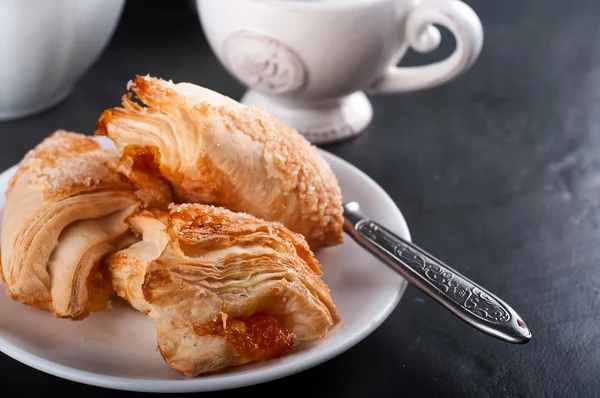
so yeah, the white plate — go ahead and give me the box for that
[0,147,410,393]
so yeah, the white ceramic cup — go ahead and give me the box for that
[0,0,126,121]
[197,0,483,144]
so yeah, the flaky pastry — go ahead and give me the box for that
[109,203,340,376]
[95,75,343,250]
[1,131,142,319]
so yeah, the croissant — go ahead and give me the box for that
[109,203,340,376]
[95,75,343,250]
[0,131,142,319]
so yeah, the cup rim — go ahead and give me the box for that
[198,0,391,11]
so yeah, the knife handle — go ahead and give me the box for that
[343,202,531,344]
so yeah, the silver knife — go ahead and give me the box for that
[343,201,531,344]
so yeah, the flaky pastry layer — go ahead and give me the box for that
[96,75,343,250]
[109,203,340,376]
[1,131,142,319]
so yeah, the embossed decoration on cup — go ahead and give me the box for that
[197,0,484,145]
[223,30,308,95]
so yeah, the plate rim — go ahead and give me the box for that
[0,149,410,393]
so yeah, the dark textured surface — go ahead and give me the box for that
[0,0,596,396]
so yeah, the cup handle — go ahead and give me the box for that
[369,0,483,94]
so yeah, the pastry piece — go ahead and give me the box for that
[95,75,343,250]
[109,203,340,376]
[1,131,142,319]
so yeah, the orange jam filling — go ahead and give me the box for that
[85,264,111,313]
[95,109,112,135]
[193,312,295,361]
[122,145,162,175]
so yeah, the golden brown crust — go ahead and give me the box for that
[95,76,344,250]
[109,203,340,377]
[8,131,99,191]
[1,131,142,319]
[8,130,134,199]
[167,203,322,275]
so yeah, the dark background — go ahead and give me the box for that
[1,0,598,396]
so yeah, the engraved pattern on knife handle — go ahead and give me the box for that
[356,221,511,323]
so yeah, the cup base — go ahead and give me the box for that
[240,90,373,145]
[0,85,74,122]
